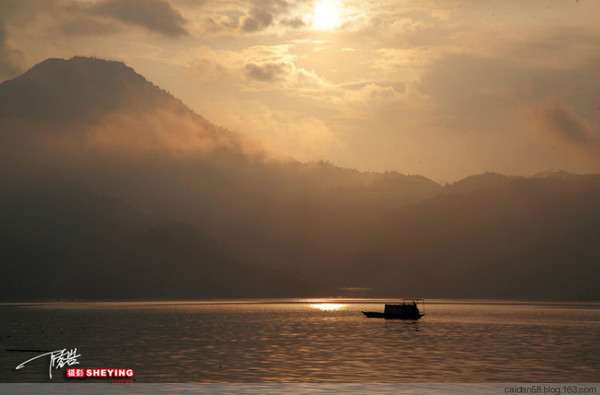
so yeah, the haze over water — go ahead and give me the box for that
[2,299,599,382]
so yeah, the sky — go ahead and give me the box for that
[1,0,599,182]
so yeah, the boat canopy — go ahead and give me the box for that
[384,299,425,314]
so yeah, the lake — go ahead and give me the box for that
[1,299,599,382]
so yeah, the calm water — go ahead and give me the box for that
[1,299,599,382]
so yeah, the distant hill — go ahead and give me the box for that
[531,169,582,179]
[1,56,599,300]
[0,171,264,299]
[342,174,600,299]
[443,172,516,195]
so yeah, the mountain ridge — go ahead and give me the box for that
[1,56,599,300]
[0,56,208,127]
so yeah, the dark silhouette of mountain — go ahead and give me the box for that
[443,172,516,195]
[0,56,187,122]
[341,174,600,299]
[531,169,580,179]
[1,56,599,300]
[0,171,267,300]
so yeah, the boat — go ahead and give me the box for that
[362,299,424,320]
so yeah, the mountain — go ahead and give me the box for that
[443,172,516,195]
[532,169,581,179]
[341,173,600,299]
[0,56,188,122]
[1,56,599,300]
[0,56,442,263]
[0,170,265,300]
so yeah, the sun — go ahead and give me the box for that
[312,0,340,30]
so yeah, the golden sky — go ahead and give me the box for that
[1,0,599,181]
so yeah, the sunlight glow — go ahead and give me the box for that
[312,1,340,30]
[311,303,344,311]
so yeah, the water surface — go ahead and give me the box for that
[1,299,599,382]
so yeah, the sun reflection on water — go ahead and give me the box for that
[310,303,345,311]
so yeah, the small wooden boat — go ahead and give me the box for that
[362,299,424,320]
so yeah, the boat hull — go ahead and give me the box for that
[362,311,423,320]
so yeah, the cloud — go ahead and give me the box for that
[81,109,243,156]
[330,82,429,120]
[0,1,113,40]
[91,0,188,37]
[340,83,404,104]
[280,17,305,28]
[245,61,291,81]
[189,0,291,36]
[0,23,24,81]
[187,44,292,80]
[3,0,599,181]
[0,0,188,39]
[0,1,37,80]
[521,99,600,168]
[0,0,53,24]
[211,100,340,162]
[240,7,274,33]
[59,15,121,36]
[187,45,329,90]
[243,59,328,89]
[529,99,599,148]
